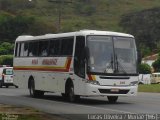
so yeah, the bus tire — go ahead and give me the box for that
[0,82,2,88]
[107,96,118,103]
[36,90,44,97]
[68,85,75,102]
[68,84,80,102]
[67,85,80,102]
[61,93,67,98]
[29,79,44,98]
[29,79,35,97]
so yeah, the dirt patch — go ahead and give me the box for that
[0,104,39,115]
[0,104,68,120]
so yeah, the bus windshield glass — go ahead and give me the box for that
[87,35,137,75]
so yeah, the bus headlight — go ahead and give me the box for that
[130,81,138,86]
[85,80,100,85]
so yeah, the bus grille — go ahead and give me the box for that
[98,89,129,94]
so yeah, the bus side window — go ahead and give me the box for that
[49,39,61,56]
[20,43,25,57]
[39,41,49,57]
[28,41,39,57]
[49,39,55,56]
[74,36,85,78]
[19,42,29,57]
[24,42,29,56]
[15,43,20,57]
[61,37,74,56]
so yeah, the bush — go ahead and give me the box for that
[0,42,14,55]
[138,63,151,74]
[152,53,160,72]
[0,55,13,66]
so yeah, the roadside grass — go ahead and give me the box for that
[0,104,65,120]
[0,114,39,120]
[138,84,160,93]
[0,104,42,120]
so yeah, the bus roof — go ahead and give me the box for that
[15,30,134,42]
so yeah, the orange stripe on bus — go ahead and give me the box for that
[14,57,72,72]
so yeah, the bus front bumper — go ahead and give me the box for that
[81,84,138,96]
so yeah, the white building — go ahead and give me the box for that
[139,54,158,84]
[142,54,158,66]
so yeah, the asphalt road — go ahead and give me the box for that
[0,87,160,120]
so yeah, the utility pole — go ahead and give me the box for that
[48,0,72,32]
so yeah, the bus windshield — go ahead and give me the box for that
[87,35,137,75]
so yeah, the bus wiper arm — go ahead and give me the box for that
[115,54,127,74]
[104,55,114,73]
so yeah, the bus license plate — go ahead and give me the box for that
[110,88,119,92]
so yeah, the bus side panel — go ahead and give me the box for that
[33,71,44,91]
[41,72,58,92]
[69,74,86,95]
[57,59,73,93]
[13,70,28,88]
[56,73,66,93]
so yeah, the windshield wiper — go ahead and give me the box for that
[104,55,114,73]
[115,54,127,74]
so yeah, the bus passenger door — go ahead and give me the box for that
[74,36,86,94]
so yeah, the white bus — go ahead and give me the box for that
[13,30,138,103]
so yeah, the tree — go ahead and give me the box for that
[0,0,10,11]
[0,42,14,55]
[119,8,160,53]
[139,44,151,57]
[0,13,34,43]
[152,53,160,72]
[138,63,151,74]
[0,12,56,43]
[0,55,13,66]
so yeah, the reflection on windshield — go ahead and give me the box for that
[113,37,137,74]
[87,36,114,73]
[87,36,137,74]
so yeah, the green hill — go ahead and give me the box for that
[1,0,160,56]
[1,0,160,32]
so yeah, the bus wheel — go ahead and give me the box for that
[0,82,2,88]
[29,80,35,97]
[61,93,67,98]
[68,85,75,102]
[29,80,44,98]
[67,85,80,102]
[107,96,118,103]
